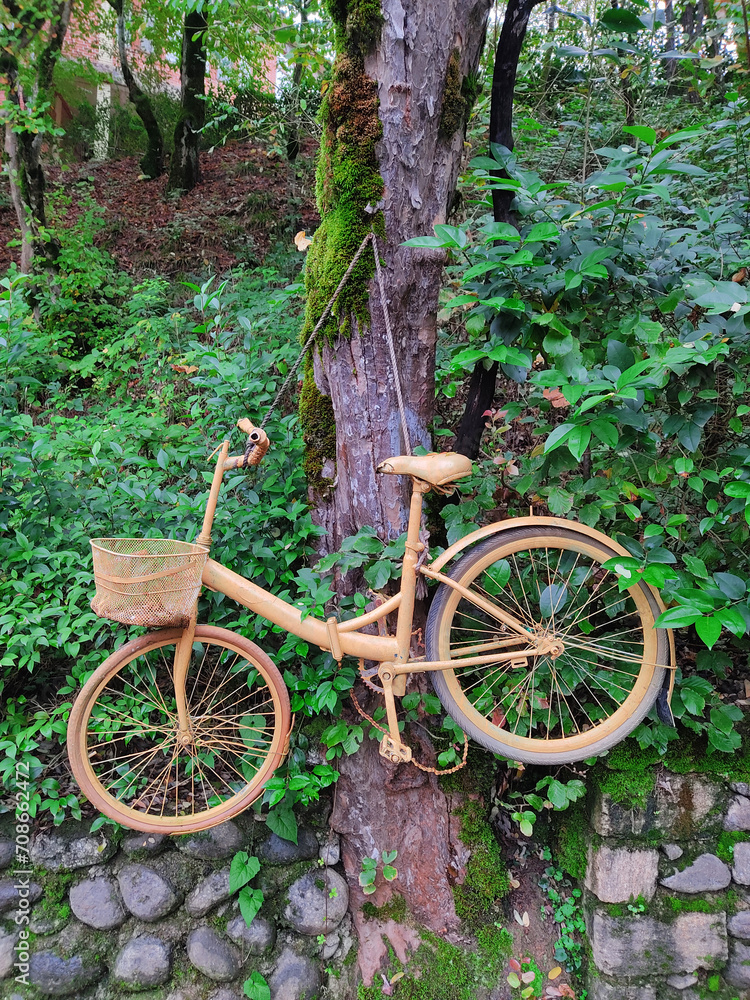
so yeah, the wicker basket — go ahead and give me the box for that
[90,538,208,628]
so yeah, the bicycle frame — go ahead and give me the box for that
[197,440,539,674]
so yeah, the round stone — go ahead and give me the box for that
[186,927,241,982]
[118,864,179,921]
[29,952,104,996]
[660,854,731,893]
[734,843,750,886]
[121,833,167,856]
[662,844,683,861]
[113,936,172,990]
[0,928,19,978]
[0,879,42,914]
[29,825,117,871]
[185,870,232,918]
[0,841,15,870]
[729,911,750,939]
[69,878,127,929]
[268,947,321,1000]
[283,868,348,936]
[225,914,276,954]
[176,822,243,860]
[257,828,319,865]
[319,837,340,867]
[725,796,750,832]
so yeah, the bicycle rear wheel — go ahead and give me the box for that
[425,524,670,764]
[68,625,291,833]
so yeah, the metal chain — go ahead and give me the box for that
[372,233,412,456]
[350,687,469,775]
[259,231,375,430]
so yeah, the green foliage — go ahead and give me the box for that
[554,801,592,880]
[716,831,750,865]
[501,774,586,838]
[359,850,398,895]
[539,862,586,971]
[423,92,750,757]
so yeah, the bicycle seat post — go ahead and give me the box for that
[197,441,230,549]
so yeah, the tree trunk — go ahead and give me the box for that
[167,9,207,193]
[108,0,165,179]
[286,0,309,162]
[454,0,541,461]
[2,0,72,273]
[303,0,491,552]
[301,0,491,964]
[489,0,545,224]
[664,0,678,85]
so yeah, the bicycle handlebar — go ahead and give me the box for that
[223,419,270,470]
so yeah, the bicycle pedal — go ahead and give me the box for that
[379,735,412,765]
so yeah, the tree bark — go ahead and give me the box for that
[664,0,679,84]
[453,359,499,458]
[108,0,165,179]
[489,0,545,224]
[167,9,207,193]
[2,0,73,273]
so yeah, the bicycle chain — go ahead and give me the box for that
[349,687,468,775]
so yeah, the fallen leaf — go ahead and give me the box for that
[513,909,524,926]
[380,973,393,995]
[294,230,313,251]
[509,877,521,889]
[171,364,199,374]
[509,958,521,972]
[546,988,563,998]
[549,967,562,980]
[390,972,404,984]
[732,267,748,283]
[560,986,576,998]
[507,972,521,989]
[522,970,536,984]
[543,387,569,408]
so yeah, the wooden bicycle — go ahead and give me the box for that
[67,419,675,834]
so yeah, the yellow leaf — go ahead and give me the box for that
[549,967,562,980]
[294,230,313,251]
[390,973,404,984]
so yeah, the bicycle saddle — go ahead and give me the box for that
[377,452,473,486]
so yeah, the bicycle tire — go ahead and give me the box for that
[68,625,291,833]
[425,524,670,764]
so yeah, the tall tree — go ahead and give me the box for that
[107,0,165,179]
[453,0,544,459]
[1,0,74,273]
[167,6,208,193]
[300,0,491,956]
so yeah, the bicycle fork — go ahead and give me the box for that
[173,613,198,744]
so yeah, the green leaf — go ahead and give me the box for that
[507,973,521,989]
[716,607,746,638]
[239,886,264,927]
[544,423,575,453]
[683,555,708,579]
[382,865,398,881]
[623,125,658,145]
[266,805,297,844]
[244,971,270,1000]
[229,852,261,894]
[713,573,746,600]
[364,560,394,591]
[654,607,702,628]
[590,419,618,447]
[695,615,722,649]
[156,449,168,470]
[600,7,646,31]
[567,426,591,462]
[708,727,742,753]
[526,221,559,242]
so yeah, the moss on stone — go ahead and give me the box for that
[716,830,750,865]
[650,888,738,920]
[452,800,510,928]
[592,741,661,805]
[555,799,592,880]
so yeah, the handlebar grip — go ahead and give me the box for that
[223,420,270,470]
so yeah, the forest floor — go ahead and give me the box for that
[0,137,320,278]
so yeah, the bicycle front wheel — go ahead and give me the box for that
[68,626,291,833]
[425,525,670,764]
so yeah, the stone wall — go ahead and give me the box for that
[0,813,355,1000]
[584,771,750,1000]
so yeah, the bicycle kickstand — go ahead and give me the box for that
[377,664,412,765]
